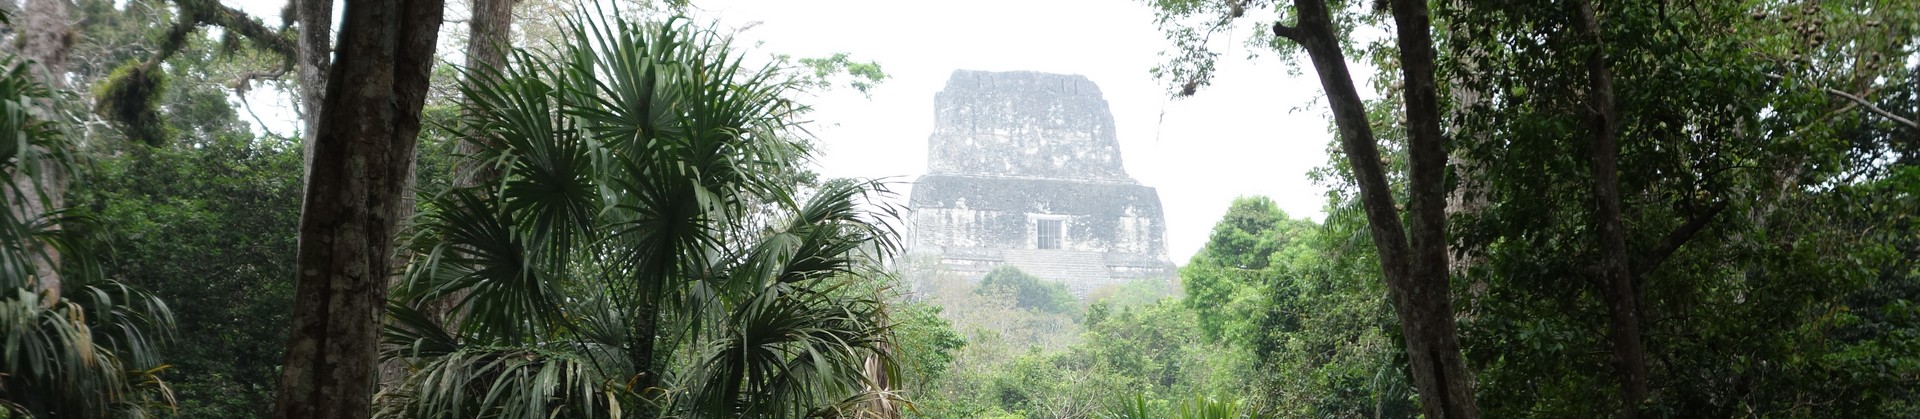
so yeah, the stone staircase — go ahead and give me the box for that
[999,249,1114,298]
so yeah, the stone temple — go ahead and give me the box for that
[906,70,1174,297]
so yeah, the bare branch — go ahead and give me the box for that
[1767,73,1918,128]
[1822,85,1918,128]
[235,88,285,140]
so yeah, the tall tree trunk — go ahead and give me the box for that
[1572,1,1649,415]
[273,0,445,417]
[1387,0,1481,415]
[1273,0,1480,416]
[296,0,332,176]
[16,0,71,301]
[453,0,518,189]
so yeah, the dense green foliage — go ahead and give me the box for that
[1139,0,1920,416]
[906,285,1235,418]
[907,196,1414,418]
[1178,196,1417,416]
[77,28,303,419]
[976,266,1079,315]
[1437,1,1919,414]
[1179,197,1309,344]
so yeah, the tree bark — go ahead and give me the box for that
[16,0,71,301]
[273,0,445,417]
[1273,0,1480,416]
[1388,0,1481,415]
[296,0,333,175]
[453,0,519,189]
[1571,1,1649,416]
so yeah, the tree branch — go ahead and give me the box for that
[235,84,285,140]
[145,0,297,67]
[231,66,289,95]
[1574,0,1650,413]
[1822,85,1918,128]
[1767,73,1918,128]
[185,0,297,59]
[1272,21,1302,42]
[1632,200,1731,280]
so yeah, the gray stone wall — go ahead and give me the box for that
[909,175,1166,256]
[927,70,1129,182]
[907,70,1174,298]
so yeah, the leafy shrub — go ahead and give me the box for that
[976,266,1078,315]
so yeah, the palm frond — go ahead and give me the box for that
[0,281,176,418]
[399,189,565,342]
[375,346,618,419]
[382,302,463,360]
[684,279,892,418]
[386,7,903,419]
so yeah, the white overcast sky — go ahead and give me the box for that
[230,0,1370,263]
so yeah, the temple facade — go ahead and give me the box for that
[906,70,1174,297]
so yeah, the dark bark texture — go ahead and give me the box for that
[1387,0,1481,416]
[272,0,445,417]
[296,0,332,173]
[1274,0,1480,416]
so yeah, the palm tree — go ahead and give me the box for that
[375,11,902,419]
[0,55,176,417]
